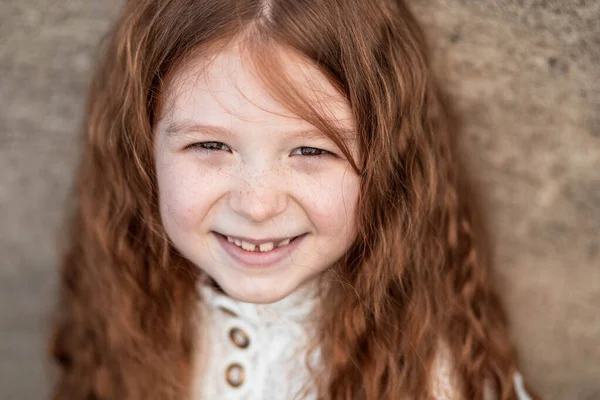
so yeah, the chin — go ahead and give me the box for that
[230,291,285,304]
[214,277,295,304]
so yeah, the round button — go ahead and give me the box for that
[229,327,250,349]
[225,363,245,387]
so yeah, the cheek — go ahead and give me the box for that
[156,158,224,232]
[299,168,360,235]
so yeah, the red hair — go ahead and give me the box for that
[50,0,528,398]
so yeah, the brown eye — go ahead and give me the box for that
[290,147,334,157]
[188,141,231,152]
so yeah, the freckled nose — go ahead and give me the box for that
[228,170,288,223]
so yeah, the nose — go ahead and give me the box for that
[228,166,288,223]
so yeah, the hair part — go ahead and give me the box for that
[50,0,524,399]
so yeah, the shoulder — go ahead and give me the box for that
[430,341,462,400]
[430,343,534,400]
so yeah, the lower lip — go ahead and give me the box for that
[213,232,307,268]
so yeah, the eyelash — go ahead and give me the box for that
[187,142,335,158]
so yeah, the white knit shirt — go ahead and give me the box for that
[191,280,532,400]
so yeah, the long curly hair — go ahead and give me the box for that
[50,0,526,399]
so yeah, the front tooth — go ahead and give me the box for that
[240,240,257,252]
[227,236,235,243]
[234,239,242,246]
[277,238,291,247]
[258,242,274,252]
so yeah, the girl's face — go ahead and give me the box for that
[154,44,360,303]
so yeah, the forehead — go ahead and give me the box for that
[159,43,353,132]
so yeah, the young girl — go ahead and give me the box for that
[49,0,537,399]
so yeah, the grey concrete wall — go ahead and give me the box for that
[0,1,598,399]
[410,1,600,398]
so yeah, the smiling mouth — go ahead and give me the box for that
[213,231,308,267]
[213,232,305,253]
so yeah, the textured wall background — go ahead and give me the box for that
[0,1,598,399]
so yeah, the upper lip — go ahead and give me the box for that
[214,232,302,245]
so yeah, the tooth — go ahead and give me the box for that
[259,242,274,252]
[240,241,256,252]
[227,236,235,243]
[277,238,291,247]
[234,239,242,246]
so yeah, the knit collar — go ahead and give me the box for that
[198,277,320,327]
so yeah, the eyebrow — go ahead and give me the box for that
[166,120,234,138]
[165,120,354,141]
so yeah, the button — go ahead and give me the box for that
[225,363,245,387]
[229,327,250,349]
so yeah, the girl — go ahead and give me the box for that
[49,0,537,399]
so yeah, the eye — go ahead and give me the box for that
[290,147,335,157]
[187,141,232,152]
